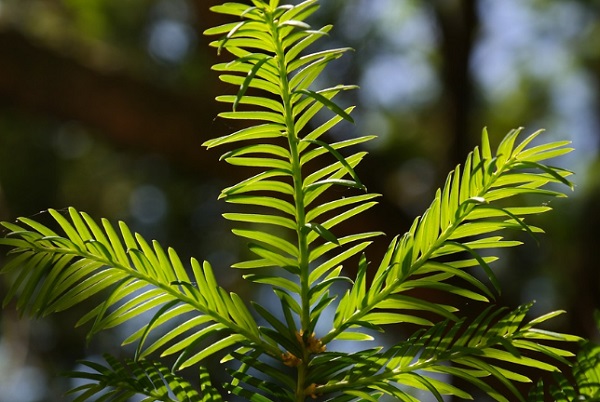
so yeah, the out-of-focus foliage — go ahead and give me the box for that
[0,0,205,83]
[0,0,598,401]
[529,312,600,401]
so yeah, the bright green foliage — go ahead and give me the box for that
[0,0,585,401]
[0,207,274,368]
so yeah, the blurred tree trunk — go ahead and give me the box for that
[574,189,600,338]
[432,0,478,168]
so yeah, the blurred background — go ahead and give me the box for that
[0,0,599,401]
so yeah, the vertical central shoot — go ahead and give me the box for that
[267,11,310,333]
[266,8,312,399]
[204,0,387,398]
